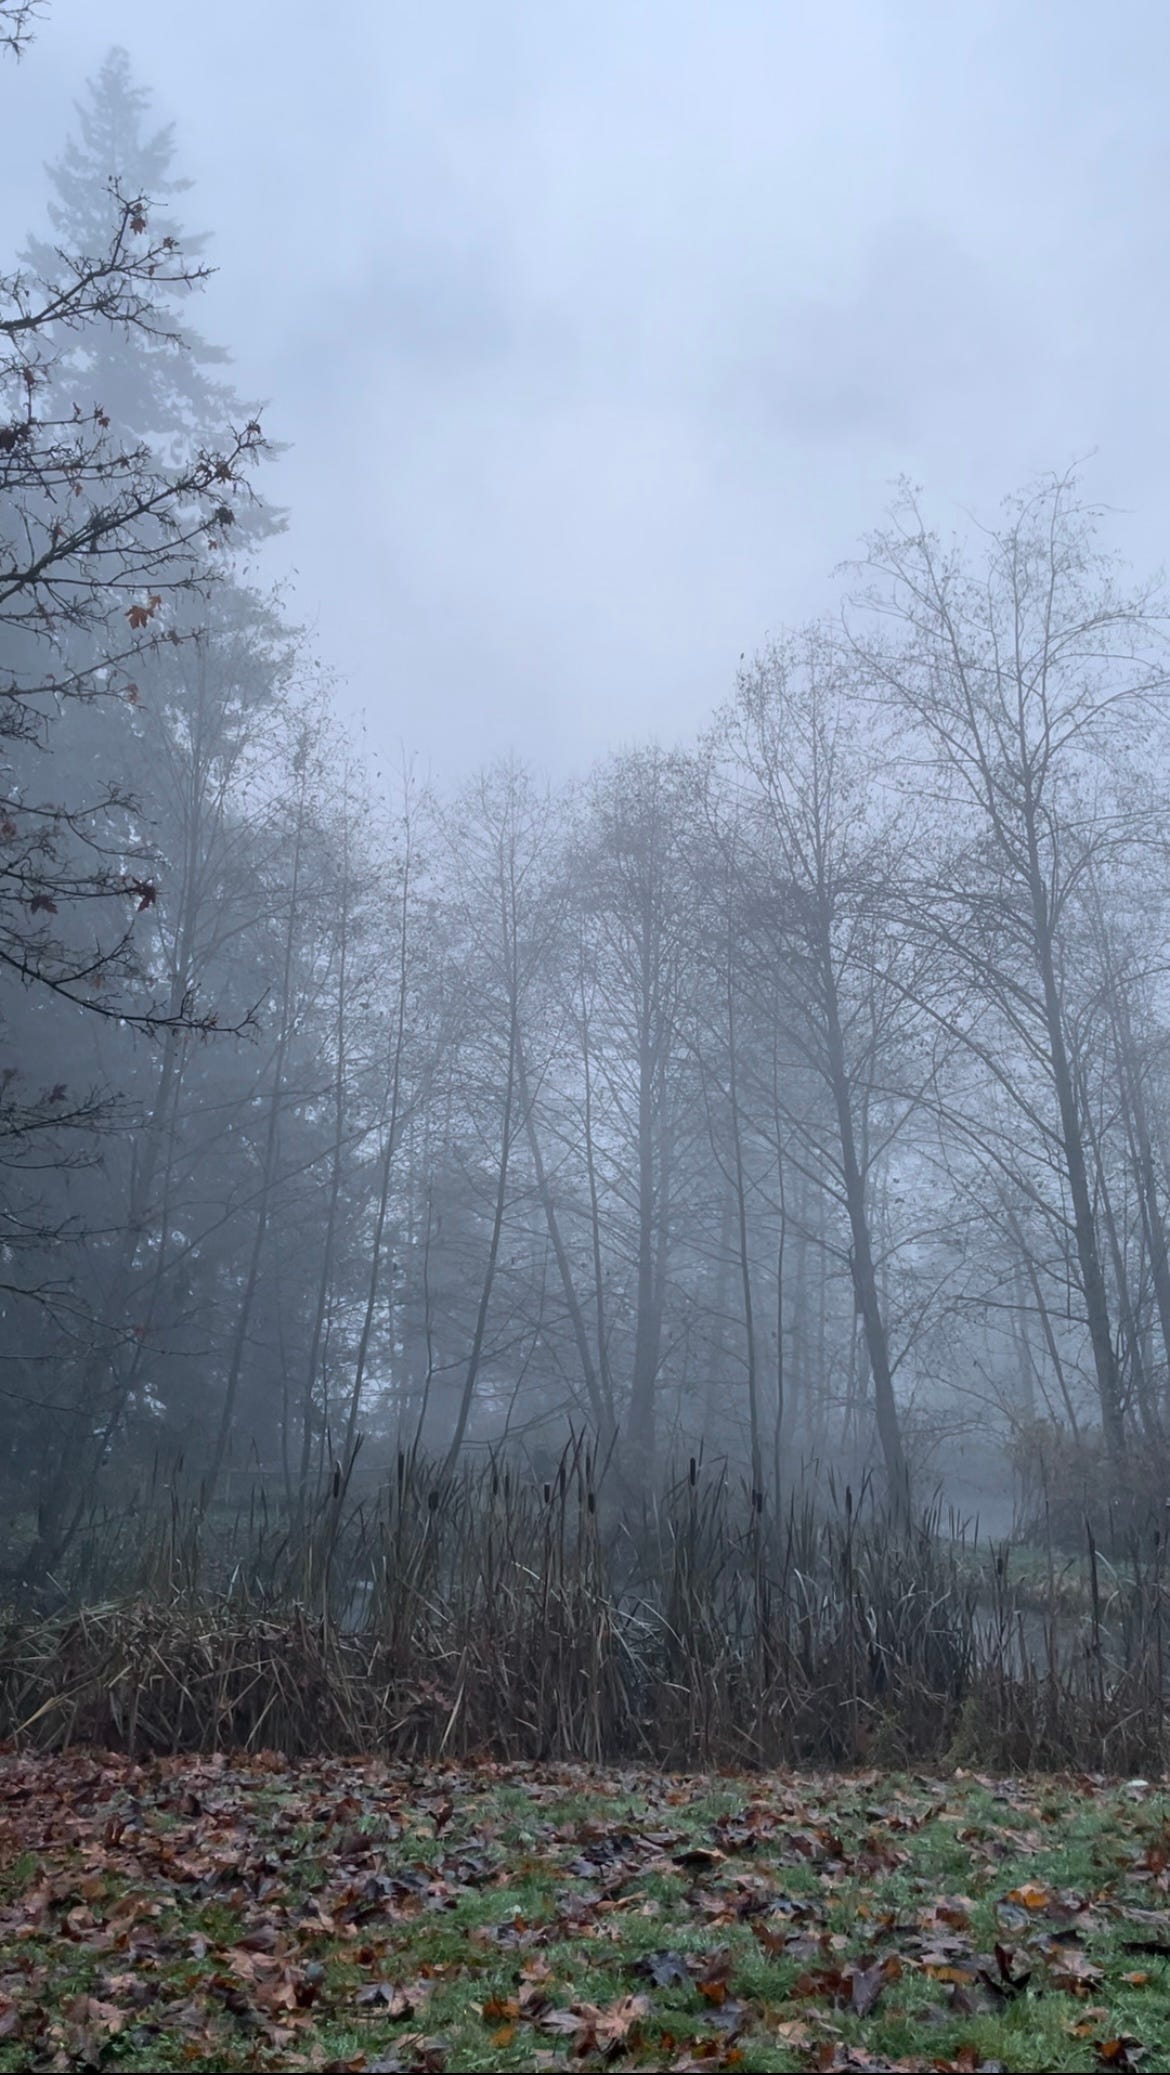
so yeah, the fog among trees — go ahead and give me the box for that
[7,15,1170,1594]
[15,32,1170,2075]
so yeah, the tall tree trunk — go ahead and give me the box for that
[578,973,617,1427]
[1002,1200,1083,1435]
[339,828,415,1479]
[298,820,352,1504]
[200,797,306,1512]
[821,951,909,1516]
[441,1001,517,1476]
[626,1017,661,1482]
[724,942,762,1493]
[516,1029,614,1448]
[1025,813,1125,1461]
[1106,969,1170,1410]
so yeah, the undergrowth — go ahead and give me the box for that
[1,1448,1167,1771]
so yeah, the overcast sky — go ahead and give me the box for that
[6,0,1169,776]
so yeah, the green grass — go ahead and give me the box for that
[947,1536,1141,1620]
[1,1753,1169,2070]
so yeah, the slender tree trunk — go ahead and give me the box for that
[578,975,617,1426]
[340,834,415,1478]
[1108,978,1170,1406]
[1001,1201,1082,1434]
[821,952,909,1516]
[773,1155,787,1496]
[724,943,762,1492]
[1087,1100,1160,1446]
[200,800,306,1512]
[1009,1263,1037,1421]
[1025,817,1125,1461]
[627,1017,661,1482]
[298,824,351,1503]
[28,880,198,1568]
[516,1029,614,1448]
[441,1001,518,1476]
[627,861,666,1484]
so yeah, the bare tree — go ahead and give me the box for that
[0,1,44,58]
[856,473,1170,1465]
[715,630,923,1511]
[580,751,705,1483]
[437,764,560,1474]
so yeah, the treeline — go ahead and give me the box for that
[5,32,1170,1578]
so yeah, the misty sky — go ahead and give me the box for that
[6,0,1169,776]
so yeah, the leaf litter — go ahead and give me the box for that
[0,1753,1168,2070]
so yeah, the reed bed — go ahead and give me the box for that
[1,1446,1166,1771]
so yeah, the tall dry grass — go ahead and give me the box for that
[1,1443,1165,1771]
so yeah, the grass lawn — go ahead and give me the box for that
[0,1751,1168,2071]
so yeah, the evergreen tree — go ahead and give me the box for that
[22,44,282,535]
[1,32,273,1460]
[26,48,237,455]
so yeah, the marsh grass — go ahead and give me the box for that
[2,1445,1167,1769]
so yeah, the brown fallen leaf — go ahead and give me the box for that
[1049,1947,1104,1995]
[976,1943,1030,2000]
[1067,2006,1113,2038]
[1096,2039,1145,2071]
[774,2018,814,2048]
[357,1981,431,2018]
[848,1961,887,2018]
[481,1993,520,2022]
[366,2036,449,2074]
[633,1948,690,1988]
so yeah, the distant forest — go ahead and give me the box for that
[6,26,1170,1581]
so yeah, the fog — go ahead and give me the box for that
[8,0,1169,773]
[6,0,1170,1621]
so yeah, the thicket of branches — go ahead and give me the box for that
[6,21,1170,1596]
